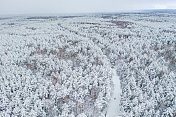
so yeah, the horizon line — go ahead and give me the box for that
[0,8,176,17]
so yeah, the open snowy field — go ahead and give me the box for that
[0,12,176,117]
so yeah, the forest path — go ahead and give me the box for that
[57,23,122,116]
[106,68,121,117]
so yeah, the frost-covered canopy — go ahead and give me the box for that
[0,12,176,117]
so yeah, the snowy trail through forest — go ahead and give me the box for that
[106,69,121,117]
[58,23,122,116]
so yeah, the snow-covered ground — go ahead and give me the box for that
[106,69,121,117]
[0,12,176,117]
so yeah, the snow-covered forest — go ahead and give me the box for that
[0,12,176,117]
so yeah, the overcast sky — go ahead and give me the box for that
[0,0,176,15]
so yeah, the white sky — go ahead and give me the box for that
[0,0,176,15]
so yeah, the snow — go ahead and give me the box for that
[0,13,176,116]
[106,68,121,117]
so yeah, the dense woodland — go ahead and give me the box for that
[0,12,176,117]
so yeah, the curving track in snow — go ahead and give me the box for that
[57,23,122,117]
[106,69,121,117]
